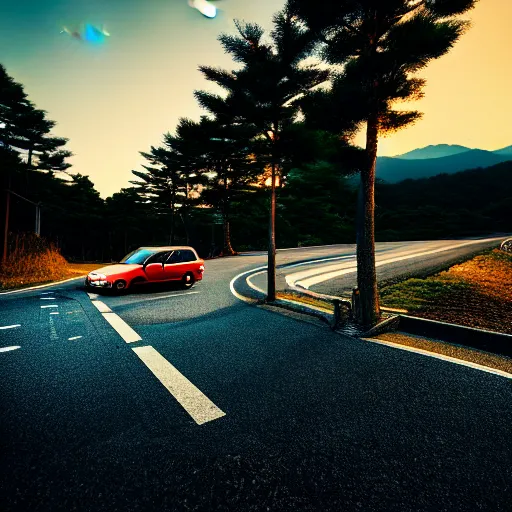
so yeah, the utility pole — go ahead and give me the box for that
[35,203,41,236]
[2,187,10,264]
[2,187,42,264]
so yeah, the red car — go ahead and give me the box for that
[85,246,204,293]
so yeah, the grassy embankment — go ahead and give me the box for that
[379,249,512,335]
[0,234,103,291]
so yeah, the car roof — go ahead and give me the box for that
[138,246,197,252]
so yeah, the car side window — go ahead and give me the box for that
[166,251,182,264]
[181,250,197,262]
[146,251,171,264]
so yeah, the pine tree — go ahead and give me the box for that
[288,0,477,325]
[196,7,328,299]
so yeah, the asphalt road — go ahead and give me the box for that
[1,238,511,511]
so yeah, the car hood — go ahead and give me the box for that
[89,264,139,276]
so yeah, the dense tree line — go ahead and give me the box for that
[2,0,479,326]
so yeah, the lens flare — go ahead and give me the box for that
[188,0,217,18]
[61,24,110,44]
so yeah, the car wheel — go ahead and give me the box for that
[113,279,128,294]
[181,272,195,289]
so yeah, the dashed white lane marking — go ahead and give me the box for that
[102,312,142,343]
[68,336,83,341]
[87,292,100,299]
[40,297,56,300]
[41,305,58,309]
[91,300,140,342]
[364,338,512,380]
[0,346,21,353]
[87,297,224,425]
[50,312,59,315]
[40,292,54,295]
[132,346,226,425]
[91,300,112,313]
[0,324,21,330]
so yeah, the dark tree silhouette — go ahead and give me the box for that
[288,0,477,326]
[196,8,329,300]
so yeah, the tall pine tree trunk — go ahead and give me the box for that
[267,161,277,302]
[222,216,235,255]
[221,176,236,255]
[356,113,380,326]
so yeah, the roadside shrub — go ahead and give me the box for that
[0,233,68,289]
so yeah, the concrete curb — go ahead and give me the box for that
[270,298,332,327]
[280,288,512,358]
[362,315,401,338]
[397,315,512,358]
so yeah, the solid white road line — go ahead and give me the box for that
[0,324,21,330]
[364,337,512,379]
[0,276,83,295]
[296,237,503,289]
[91,300,112,313]
[41,305,59,309]
[286,259,358,288]
[246,270,267,294]
[102,312,142,343]
[132,346,226,425]
[229,265,267,303]
[0,346,21,353]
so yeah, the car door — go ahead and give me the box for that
[143,251,171,281]
[163,250,184,280]
[180,249,199,274]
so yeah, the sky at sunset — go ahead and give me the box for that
[1,0,511,197]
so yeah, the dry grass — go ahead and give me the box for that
[67,263,107,274]
[0,233,108,290]
[0,234,69,290]
[380,249,512,334]
[277,291,334,312]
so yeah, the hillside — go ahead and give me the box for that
[394,144,471,160]
[375,160,512,241]
[376,149,512,183]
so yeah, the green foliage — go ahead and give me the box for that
[288,0,475,133]
[380,275,470,311]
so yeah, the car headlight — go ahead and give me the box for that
[89,273,107,280]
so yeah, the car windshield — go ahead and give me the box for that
[120,249,157,265]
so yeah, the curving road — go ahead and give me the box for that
[1,237,511,511]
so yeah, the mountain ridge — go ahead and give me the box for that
[376,144,512,183]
